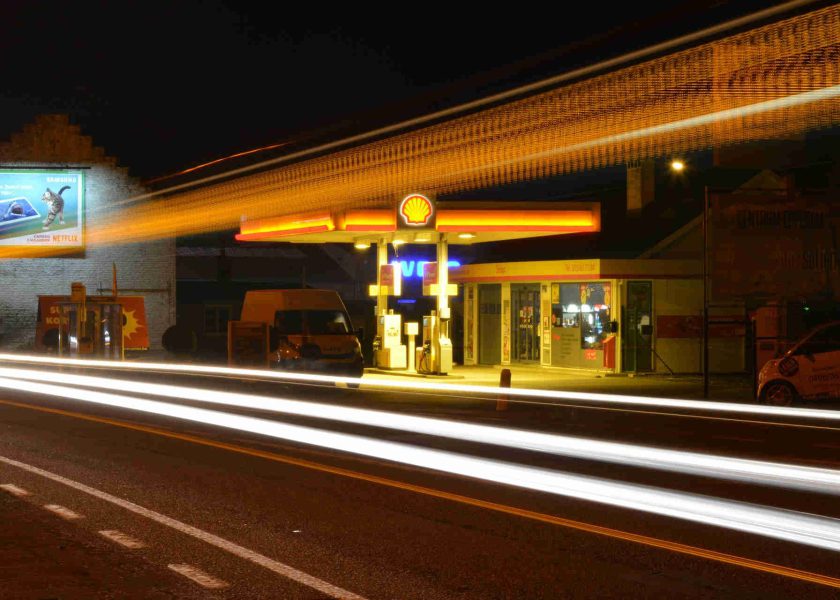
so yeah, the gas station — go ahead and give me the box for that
[235,194,600,375]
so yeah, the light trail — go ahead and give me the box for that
[484,83,840,174]
[5,398,840,589]
[4,375,840,553]
[4,4,837,259]
[4,365,840,496]
[106,0,824,206]
[2,353,840,423]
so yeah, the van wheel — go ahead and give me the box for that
[761,381,797,407]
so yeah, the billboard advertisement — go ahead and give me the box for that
[0,170,84,249]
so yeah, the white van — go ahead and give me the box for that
[235,289,364,378]
[757,320,840,406]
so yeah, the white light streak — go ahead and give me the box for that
[3,374,840,552]
[2,353,840,422]
[3,366,840,496]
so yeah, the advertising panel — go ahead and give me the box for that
[0,171,84,249]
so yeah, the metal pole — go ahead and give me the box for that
[703,186,710,399]
[437,234,449,335]
[376,238,388,317]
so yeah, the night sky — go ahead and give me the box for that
[0,1,803,181]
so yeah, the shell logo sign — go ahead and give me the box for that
[399,194,433,227]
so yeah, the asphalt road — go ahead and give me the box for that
[2,362,840,599]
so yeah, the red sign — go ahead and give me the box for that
[584,349,597,361]
[399,194,433,226]
[422,262,438,285]
[379,264,394,286]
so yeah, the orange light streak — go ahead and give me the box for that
[236,211,334,240]
[142,142,291,185]
[0,6,837,258]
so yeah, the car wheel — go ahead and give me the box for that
[761,380,797,407]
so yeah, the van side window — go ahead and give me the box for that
[274,310,304,335]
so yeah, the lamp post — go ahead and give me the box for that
[672,159,709,398]
[703,185,710,399]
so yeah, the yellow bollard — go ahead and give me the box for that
[497,368,511,411]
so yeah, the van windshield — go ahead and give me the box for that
[274,310,351,335]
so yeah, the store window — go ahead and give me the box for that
[551,282,612,349]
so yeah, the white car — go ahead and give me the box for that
[757,321,840,406]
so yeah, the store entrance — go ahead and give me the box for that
[622,280,653,372]
[478,284,501,365]
[511,284,541,363]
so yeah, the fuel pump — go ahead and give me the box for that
[417,310,452,374]
[56,282,123,359]
[374,309,407,369]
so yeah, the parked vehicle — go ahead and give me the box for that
[757,320,840,406]
[229,289,364,378]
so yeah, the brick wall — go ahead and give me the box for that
[0,115,175,350]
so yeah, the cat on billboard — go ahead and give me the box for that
[0,171,85,251]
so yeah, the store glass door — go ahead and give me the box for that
[622,280,653,372]
[511,284,541,363]
[478,284,501,365]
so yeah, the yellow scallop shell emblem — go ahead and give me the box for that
[400,194,432,225]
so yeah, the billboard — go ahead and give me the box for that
[0,171,84,249]
[710,192,840,301]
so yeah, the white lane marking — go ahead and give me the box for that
[0,483,30,496]
[44,504,83,520]
[168,563,229,589]
[0,456,366,600]
[99,529,146,549]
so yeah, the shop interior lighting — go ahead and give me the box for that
[353,241,370,250]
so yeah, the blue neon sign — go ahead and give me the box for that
[391,259,460,278]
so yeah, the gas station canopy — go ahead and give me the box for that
[233,195,601,376]
[235,200,600,245]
